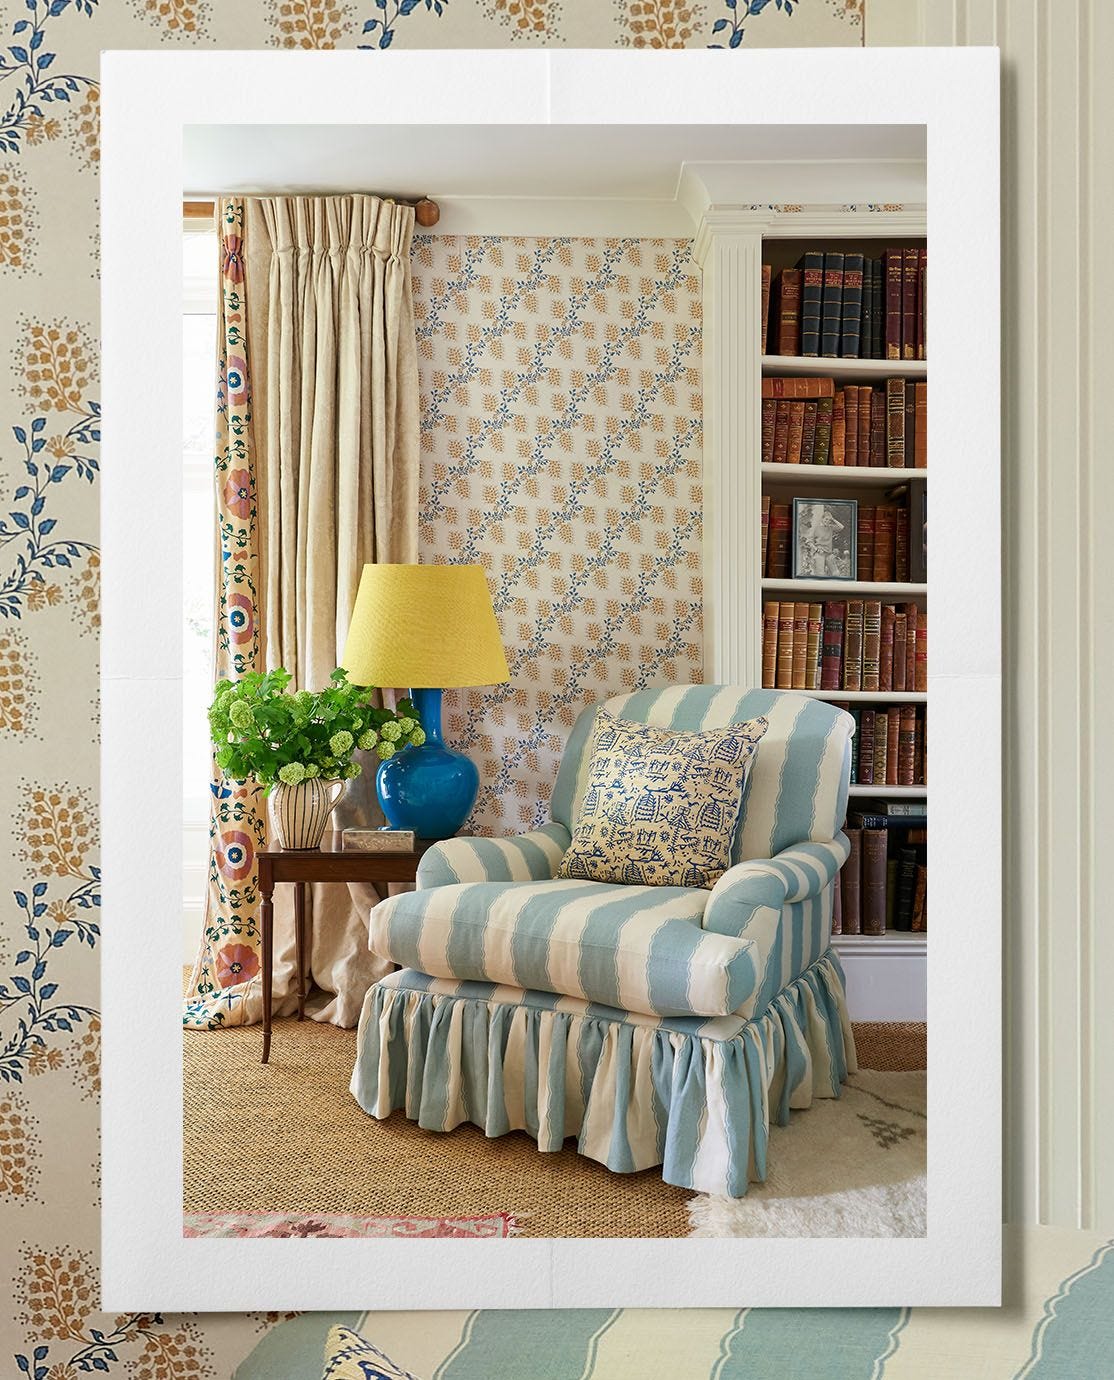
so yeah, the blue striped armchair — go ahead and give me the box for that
[350,686,858,1197]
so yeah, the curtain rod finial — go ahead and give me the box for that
[414,198,440,228]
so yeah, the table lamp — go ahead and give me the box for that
[341,563,510,839]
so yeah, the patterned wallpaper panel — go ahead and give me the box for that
[412,235,704,834]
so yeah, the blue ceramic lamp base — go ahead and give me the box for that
[375,687,478,840]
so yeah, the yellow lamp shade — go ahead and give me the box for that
[341,563,510,690]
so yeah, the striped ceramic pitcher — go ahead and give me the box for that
[269,778,346,850]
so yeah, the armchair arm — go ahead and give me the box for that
[703,836,850,939]
[416,821,572,889]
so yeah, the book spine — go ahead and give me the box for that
[840,252,865,358]
[880,602,896,691]
[894,847,918,930]
[856,385,871,468]
[820,600,846,690]
[902,246,918,359]
[856,505,875,582]
[886,858,898,929]
[776,268,801,355]
[831,390,846,465]
[786,401,805,464]
[915,615,927,692]
[761,600,779,689]
[870,389,886,467]
[813,395,834,465]
[820,251,844,357]
[861,828,889,934]
[893,611,907,692]
[843,600,864,691]
[860,257,874,358]
[884,248,903,360]
[917,247,927,359]
[806,601,823,691]
[841,828,862,935]
[898,704,917,785]
[762,376,837,399]
[799,251,824,357]
[772,400,790,464]
[844,386,859,466]
[849,706,861,782]
[768,503,791,579]
[831,869,842,935]
[886,376,906,467]
[761,397,776,464]
[872,505,896,582]
[912,863,927,932]
[886,709,900,785]
[858,708,875,784]
[895,507,910,582]
[914,381,928,468]
[914,706,925,784]
[873,708,889,785]
[761,262,772,354]
[761,493,771,574]
[871,257,885,359]
[862,599,882,692]
[791,601,809,690]
[904,603,918,692]
[800,400,818,465]
[775,602,795,689]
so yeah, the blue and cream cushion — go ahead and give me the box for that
[321,1324,421,1380]
[555,710,769,889]
[368,878,760,1018]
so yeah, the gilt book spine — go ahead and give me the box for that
[786,401,805,464]
[872,505,896,582]
[912,864,927,932]
[886,376,906,467]
[898,704,917,785]
[893,610,908,692]
[772,400,790,464]
[856,386,872,469]
[820,251,845,357]
[880,602,896,691]
[775,602,795,689]
[761,494,771,573]
[862,828,889,935]
[761,263,772,354]
[914,381,928,468]
[895,506,910,583]
[841,829,863,935]
[806,601,823,690]
[776,268,801,355]
[886,708,900,785]
[904,603,918,691]
[871,256,884,358]
[800,400,819,465]
[869,389,886,467]
[844,386,860,467]
[916,248,927,359]
[861,257,874,358]
[841,252,865,358]
[883,248,903,360]
[768,503,791,579]
[762,376,837,399]
[905,384,916,475]
[915,617,928,692]
[843,600,864,691]
[914,707,925,784]
[894,847,919,930]
[872,709,889,786]
[902,246,919,359]
[862,599,882,692]
[849,707,862,781]
[791,601,810,690]
[820,601,846,690]
[761,397,776,464]
[856,505,876,582]
[813,395,834,465]
[858,708,875,784]
[761,600,779,689]
[799,251,824,357]
[831,390,846,465]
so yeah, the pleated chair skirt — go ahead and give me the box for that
[349,950,857,1198]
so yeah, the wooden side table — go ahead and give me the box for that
[255,831,434,1063]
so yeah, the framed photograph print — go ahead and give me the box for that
[100,47,1001,1313]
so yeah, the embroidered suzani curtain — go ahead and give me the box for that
[184,195,420,1031]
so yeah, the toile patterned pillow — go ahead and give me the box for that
[321,1324,423,1380]
[556,709,769,889]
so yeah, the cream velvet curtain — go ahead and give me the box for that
[185,194,419,1031]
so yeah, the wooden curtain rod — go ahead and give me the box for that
[183,196,440,226]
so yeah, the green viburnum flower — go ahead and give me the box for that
[295,690,314,709]
[228,700,254,731]
[345,762,362,779]
[304,764,320,778]
[408,726,427,747]
[397,716,416,734]
[375,740,396,760]
[379,720,402,742]
[357,729,378,751]
[329,730,354,756]
[277,761,306,786]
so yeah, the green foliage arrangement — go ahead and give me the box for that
[208,668,424,790]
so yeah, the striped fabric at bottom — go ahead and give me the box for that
[349,950,856,1198]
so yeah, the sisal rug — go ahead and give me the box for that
[687,1069,926,1238]
[183,1210,518,1239]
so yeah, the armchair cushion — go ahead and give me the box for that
[368,878,759,1018]
[555,710,768,889]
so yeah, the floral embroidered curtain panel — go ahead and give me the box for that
[184,195,420,1031]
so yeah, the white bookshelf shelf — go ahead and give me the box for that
[762,354,927,381]
[803,690,928,704]
[762,462,927,485]
[762,579,927,598]
[847,784,927,799]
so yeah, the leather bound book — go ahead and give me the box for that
[832,390,846,465]
[862,828,889,934]
[849,707,861,781]
[786,401,806,464]
[861,258,874,358]
[820,251,845,357]
[841,252,865,358]
[884,248,903,360]
[845,386,860,466]
[904,603,918,691]
[814,396,834,465]
[886,708,900,785]
[798,251,824,357]
[898,703,917,785]
[905,384,916,472]
[914,706,925,784]
[762,376,837,398]
[800,400,819,465]
[914,381,928,467]
[761,600,779,688]
[791,601,810,689]
[843,600,864,691]
[856,505,876,582]
[820,601,846,690]
[872,709,889,786]
[902,246,919,359]
[893,846,919,930]
[917,248,927,359]
[762,398,776,464]
[768,503,792,578]
[806,602,823,690]
[895,506,910,582]
[880,603,896,691]
[761,263,772,354]
[862,599,882,692]
[870,389,886,466]
[761,494,771,573]
[841,828,863,935]
[872,505,897,582]
[857,386,872,468]
[893,610,908,692]
[832,869,843,935]
[915,616,927,692]
[772,400,790,464]
[775,268,802,355]
[912,863,927,932]
[775,602,795,689]
[871,257,885,358]
[886,377,906,467]
[858,709,875,783]
[886,859,899,928]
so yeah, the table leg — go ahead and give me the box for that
[260,876,273,1064]
[294,881,306,1021]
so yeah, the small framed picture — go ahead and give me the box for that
[792,497,858,580]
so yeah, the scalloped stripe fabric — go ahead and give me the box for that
[322,1324,420,1380]
[556,710,769,888]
